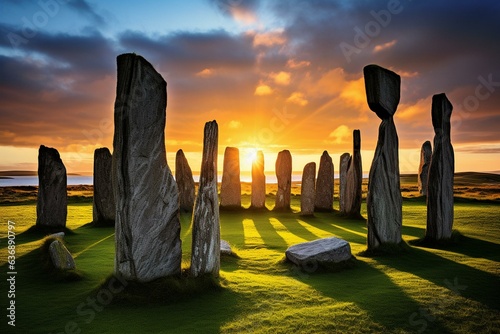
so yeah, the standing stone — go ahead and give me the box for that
[93,147,115,226]
[274,150,292,211]
[48,239,75,270]
[344,130,363,217]
[418,141,432,196]
[426,94,454,240]
[339,153,351,213]
[251,150,266,209]
[364,64,403,250]
[113,53,181,282]
[300,162,316,216]
[175,149,195,212]
[36,145,67,229]
[315,151,334,212]
[191,120,220,277]
[220,147,241,209]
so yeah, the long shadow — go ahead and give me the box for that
[300,214,367,245]
[374,246,500,310]
[412,235,500,262]
[301,260,451,333]
[283,219,321,241]
[401,225,427,239]
[250,213,288,250]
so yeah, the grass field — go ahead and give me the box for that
[0,180,499,333]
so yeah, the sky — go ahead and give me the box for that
[0,0,499,174]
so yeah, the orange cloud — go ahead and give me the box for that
[196,68,215,77]
[286,92,308,106]
[373,39,397,53]
[271,71,291,85]
[253,29,286,47]
[227,120,242,129]
[328,125,350,144]
[287,59,310,69]
[254,83,273,96]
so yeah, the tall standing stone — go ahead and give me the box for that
[300,162,316,216]
[344,130,363,217]
[175,149,195,212]
[93,147,115,226]
[364,64,402,250]
[418,141,432,196]
[339,153,351,213]
[251,150,266,209]
[315,151,334,212]
[274,150,292,211]
[426,94,454,240]
[191,120,220,277]
[220,147,241,209]
[113,53,181,282]
[36,145,67,229]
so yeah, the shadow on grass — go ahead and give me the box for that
[302,259,452,333]
[410,232,500,262]
[375,245,500,311]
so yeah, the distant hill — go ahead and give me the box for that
[401,172,500,185]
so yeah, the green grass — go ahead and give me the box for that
[1,198,499,333]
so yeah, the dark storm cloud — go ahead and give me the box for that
[272,0,500,99]
[118,29,256,75]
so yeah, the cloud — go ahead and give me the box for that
[373,39,397,53]
[209,0,260,23]
[196,68,215,77]
[252,29,286,47]
[328,125,350,144]
[254,83,272,96]
[271,71,291,85]
[286,92,308,106]
[227,120,242,129]
[286,59,310,69]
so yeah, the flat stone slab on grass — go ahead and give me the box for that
[285,237,352,268]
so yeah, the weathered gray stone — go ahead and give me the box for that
[300,162,316,216]
[251,150,266,209]
[175,149,195,212]
[274,150,292,211]
[364,64,401,119]
[36,145,67,229]
[113,53,181,282]
[418,141,432,196]
[339,153,351,213]
[220,147,241,209]
[191,120,220,277]
[426,94,454,240]
[93,147,115,226]
[344,130,363,217]
[285,237,352,268]
[315,151,334,212]
[49,239,75,270]
[220,239,232,255]
[364,64,402,250]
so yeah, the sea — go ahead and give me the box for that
[0,172,370,187]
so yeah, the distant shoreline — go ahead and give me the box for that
[0,170,83,177]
